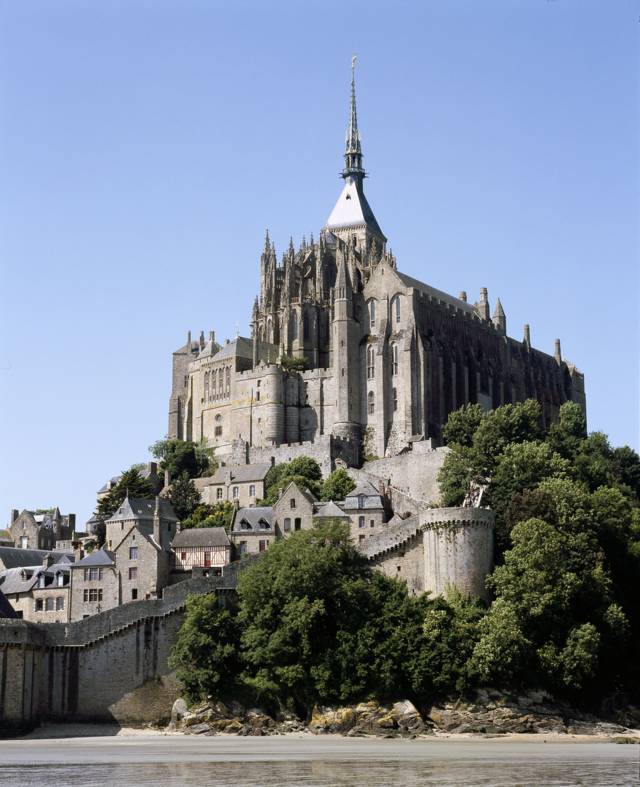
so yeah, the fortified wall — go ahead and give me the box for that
[0,564,242,736]
[363,507,495,600]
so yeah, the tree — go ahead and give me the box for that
[150,438,216,480]
[169,595,241,704]
[262,457,323,504]
[320,468,355,501]
[97,467,155,518]
[442,403,485,448]
[280,355,309,372]
[180,502,235,532]
[168,472,201,521]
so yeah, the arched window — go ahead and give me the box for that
[204,371,209,401]
[218,368,223,392]
[211,370,216,396]
[392,387,398,412]
[391,343,398,376]
[392,295,401,324]
[367,390,375,415]
[367,346,375,379]
[226,367,231,392]
[368,299,376,328]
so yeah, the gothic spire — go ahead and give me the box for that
[343,55,365,180]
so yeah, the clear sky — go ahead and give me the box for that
[0,0,638,528]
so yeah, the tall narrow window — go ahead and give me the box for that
[291,311,298,340]
[211,370,216,397]
[391,343,398,376]
[393,295,401,324]
[368,300,376,328]
[226,367,231,392]
[303,311,310,340]
[368,391,375,415]
[218,369,223,392]
[393,387,398,412]
[204,371,210,402]
[367,346,375,379]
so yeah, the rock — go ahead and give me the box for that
[171,698,188,725]
[224,718,243,734]
[391,700,424,731]
[376,714,396,729]
[188,722,212,735]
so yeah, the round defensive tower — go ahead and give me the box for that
[420,508,495,601]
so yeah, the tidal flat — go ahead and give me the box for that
[0,731,638,786]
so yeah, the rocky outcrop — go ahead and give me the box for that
[167,690,640,739]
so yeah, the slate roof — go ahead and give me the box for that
[313,501,349,519]
[0,566,41,595]
[106,496,178,524]
[0,589,17,618]
[342,479,385,511]
[0,547,69,570]
[275,480,318,507]
[211,337,253,363]
[73,548,115,568]
[202,463,271,487]
[395,271,478,315]
[172,527,230,548]
[325,178,385,240]
[232,507,275,533]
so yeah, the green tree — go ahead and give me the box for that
[320,468,356,501]
[150,438,216,479]
[169,595,241,704]
[262,457,323,504]
[97,467,155,518]
[442,403,485,448]
[168,472,202,521]
[280,355,309,372]
[180,502,235,532]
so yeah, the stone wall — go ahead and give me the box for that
[0,564,243,735]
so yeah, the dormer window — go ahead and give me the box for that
[240,519,252,530]
[258,519,271,529]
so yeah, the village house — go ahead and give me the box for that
[69,548,119,619]
[7,508,75,551]
[340,479,388,542]
[194,462,271,507]
[230,507,276,555]
[272,481,317,536]
[171,527,231,576]
[0,553,74,622]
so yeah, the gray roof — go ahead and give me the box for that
[313,501,349,519]
[73,548,115,568]
[342,479,385,511]
[324,177,385,240]
[203,463,271,486]
[232,507,275,533]
[396,271,478,315]
[0,547,69,570]
[0,589,17,618]
[211,336,253,363]
[172,527,230,548]
[275,480,318,506]
[0,566,41,595]
[106,496,177,524]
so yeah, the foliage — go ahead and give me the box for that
[280,355,309,372]
[167,472,202,521]
[149,438,217,479]
[168,595,241,704]
[320,468,356,501]
[262,457,323,504]
[180,502,235,532]
[96,467,155,518]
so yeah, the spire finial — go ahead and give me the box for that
[343,55,365,180]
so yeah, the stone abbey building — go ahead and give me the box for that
[168,62,585,465]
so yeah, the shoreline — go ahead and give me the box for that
[13,722,640,744]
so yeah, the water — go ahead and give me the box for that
[0,733,638,786]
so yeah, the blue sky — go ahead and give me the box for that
[0,0,638,527]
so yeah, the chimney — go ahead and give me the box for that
[554,338,562,364]
[478,288,490,321]
[68,513,76,532]
[523,324,531,349]
[10,509,19,524]
[209,330,215,343]
[153,496,161,544]
[458,291,467,303]
[187,330,192,347]
[42,554,54,569]
[74,544,85,562]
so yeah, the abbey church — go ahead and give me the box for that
[168,63,585,466]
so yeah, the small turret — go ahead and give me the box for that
[554,338,562,364]
[459,291,467,303]
[199,331,205,350]
[523,324,531,349]
[153,496,161,544]
[477,288,490,321]
[492,298,506,335]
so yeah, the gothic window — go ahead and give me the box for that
[367,346,375,379]
[368,390,375,415]
[303,311,310,340]
[392,295,401,324]
[218,369,223,392]
[204,372,209,402]
[249,485,255,497]
[226,367,231,392]
[393,387,398,412]
[368,299,376,328]
[391,343,398,375]
[211,371,216,396]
